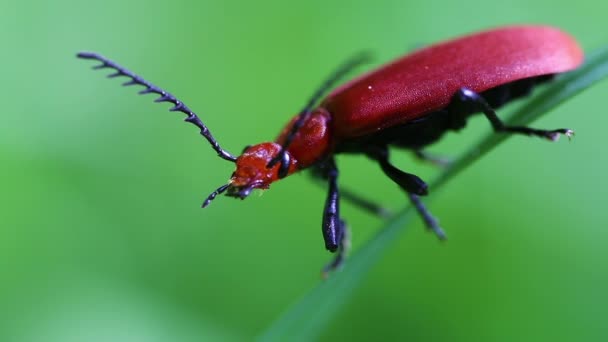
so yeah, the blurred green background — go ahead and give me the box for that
[2,0,607,341]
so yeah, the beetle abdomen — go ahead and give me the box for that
[334,73,556,152]
[323,25,583,139]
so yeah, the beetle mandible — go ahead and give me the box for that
[78,25,583,273]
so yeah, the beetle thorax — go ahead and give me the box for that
[275,107,333,168]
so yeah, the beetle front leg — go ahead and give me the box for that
[322,220,350,277]
[454,88,574,141]
[310,166,391,219]
[319,160,355,276]
[321,158,343,252]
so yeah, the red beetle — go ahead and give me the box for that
[78,25,583,272]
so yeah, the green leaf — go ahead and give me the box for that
[257,45,608,342]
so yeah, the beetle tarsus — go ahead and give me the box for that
[409,193,446,240]
[322,221,350,278]
[77,52,238,163]
[545,128,575,141]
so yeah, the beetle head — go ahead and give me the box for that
[202,142,297,207]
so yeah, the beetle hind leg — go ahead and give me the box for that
[454,88,574,141]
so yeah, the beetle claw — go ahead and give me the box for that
[546,128,574,142]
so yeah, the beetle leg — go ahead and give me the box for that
[339,188,392,219]
[310,166,392,219]
[408,193,447,240]
[268,52,372,174]
[322,220,350,277]
[368,146,446,240]
[321,158,343,252]
[369,147,428,196]
[319,160,355,276]
[454,88,574,141]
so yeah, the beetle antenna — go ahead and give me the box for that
[77,52,237,163]
[268,51,372,175]
[300,51,373,118]
[202,183,230,208]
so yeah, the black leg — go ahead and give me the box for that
[340,188,392,219]
[454,88,574,141]
[77,52,237,162]
[268,52,372,177]
[368,146,445,240]
[322,220,350,277]
[310,166,391,219]
[409,193,446,240]
[321,158,343,252]
[367,146,428,196]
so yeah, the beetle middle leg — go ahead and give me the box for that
[453,88,574,141]
[367,146,446,240]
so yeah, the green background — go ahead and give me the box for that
[2,0,607,341]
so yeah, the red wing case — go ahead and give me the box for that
[323,25,583,138]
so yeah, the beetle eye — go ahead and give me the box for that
[242,145,252,153]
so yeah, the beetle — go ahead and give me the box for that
[78,25,583,273]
